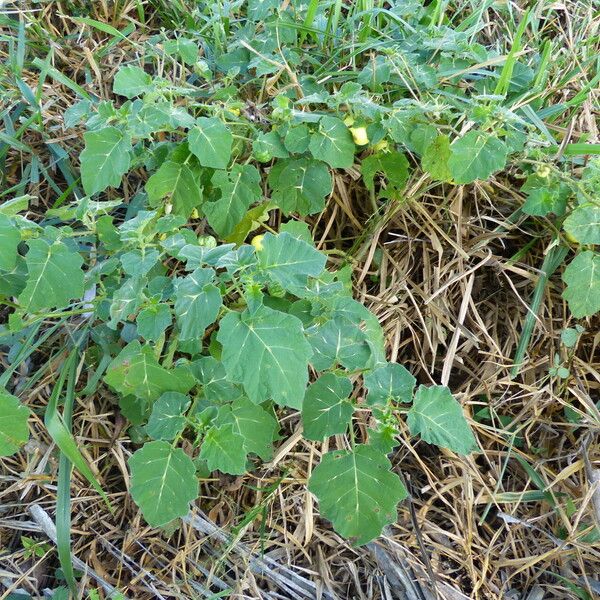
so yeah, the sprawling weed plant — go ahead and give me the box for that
[0,0,598,573]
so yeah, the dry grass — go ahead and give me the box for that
[1,2,599,599]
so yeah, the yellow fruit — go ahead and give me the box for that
[564,231,579,244]
[251,234,265,251]
[536,164,551,178]
[372,139,389,152]
[350,126,369,146]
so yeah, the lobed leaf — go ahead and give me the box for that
[364,362,416,406]
[563,204,600,244]
[217,304,312,408]
[113,65,153,98]
[309,444,407,545]
[18,238,84,312]
[174,268,222,341]
[309,116,355,169]
[269,158,332,216]
[188,117,232,169]
[0,214,20,271]
[258,232,326,292]
[0,389,31,457]
[448,131,508,184]
[407,385,477,454]
[204,164,262,237]
[80,127,132,196]
[199,424,247,475]
[562,251,600,318]
[302,373,353,441]
[146,392,190,441]
[129,441,198,526]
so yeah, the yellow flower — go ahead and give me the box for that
[343,115,355,127]
[229,107,241,116]
[350,126,369,146]
[251,234,265,251]
[190,208,199,219]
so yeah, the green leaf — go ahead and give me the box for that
[121,249,159,277]
[521,174,569,216]
[188,117,233,169]
[448,131,508,184]
[80,127,132,196]
[422,134,452,181]
[163,38,199,65]
[18,238,84,312]
[129,441,198,526]
[522,187,567,216]
[108,275,146,329]
[407,385,477,454]
[328,296,387,368]
[191,356,243,404]
[225,203,270,245]
[248,0,279,19]
[136,303,172,341]
[364,363,416,406]
[280,220,313,244]
[0,195,30,216]
[65,99,91,128]
[0,389,31,457]
[217,304,312,408]
[361,151,409,199]
[253,131,289,161]
[104,341,194,404]
[302,373,353,441]
[129,102,195,137]
[560,326,583,349]
[113,65,153,98]
[357,55,391,91]
[174,268,222,341]
[268,158,332,215]
[284,123,310,153]
[217,397,278,460]
[309,116,355,168]
[367,424,398,454]
[306,316,372,371]
[562,251,600,318]
[145,150,202,218]
[258,232,326,292]
[309,444,407,545]
[0,214,20,271]
[199,424,247,475]
[204,164,262,237]
[563,204,600,244]
[146,392,190,441]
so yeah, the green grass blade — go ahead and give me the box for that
[32,56,92,101]
[511,244,568,378]
[56,351,79,597]
[562,143,600,156]
[300,0,320,45]
[494,9,530,97]
[45,351,112,510]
